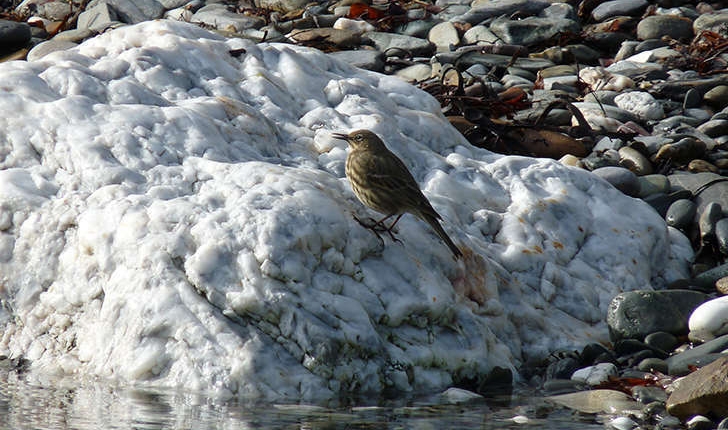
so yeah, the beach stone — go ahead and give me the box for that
[488,16,580,47]
[328,50,384,72]
[191,4,265,32]
[666,334,728,376]
[582,90,618,106]
[704,86,728,110]
[540,2,576,20]
[591,0,648,21]
[654,138,706,164]
[637,15,693,41]
[288,28,361,48]
[638,357,668,374]
[462,25,498,44]
[614,91,665,121]
[667,356,728,420]
[693,262,728,291]
[716,276,728,295]
[257,0,308,13]
[52,28,94,43]
[26,38,78,61]
[394,64,432,82]
[428,21,460,52]
[34,1,72,20]
[607,290,709,342]
[333,17,377,34]
[645,331,679,354]
[547,390,641,415]
[638,174,670,197]
[666,199,696,230]
[365,32,434,57]
[86,0,164,24]
[693,12,728,35]
[698,119,728,138]
[689,295,728,342]
[633,385,668,404]
[591,166,640,197]
[546,356,580,380]
[0,19,32,55]
[572,102,638,124]
[449,0,550,25]
[571,363,618,386]
[688,159,719,174]
[76,2,117,32]
[618,146,653,176]
[698,201,722,241]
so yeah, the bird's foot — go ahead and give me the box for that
[353,215,401,243]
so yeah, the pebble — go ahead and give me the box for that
[0,19,31,54]
[614,91,664,121]
[618,146,653,175]
[591,166,640,197]
[607,289,709,342]
[636,15,694,41]
[688,296,728,342]
[591,0,648,22]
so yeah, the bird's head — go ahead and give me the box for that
[332,129,386,151]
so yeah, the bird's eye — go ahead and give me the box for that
[355,134,363,141]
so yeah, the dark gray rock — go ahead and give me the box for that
[591,166,640,197]
[488,16,580,47]
[665,334,728,376]
[698,201,722,240]
[449,0,550,25]
[591,0,648,21]
[645,331,678,353]
[637,15,693,41]
[704,85,728,110]
[607,290,710,342]
[632,385,668,403]
[693,262,728,290]
[637,357,668,374]
[665,199,696,229]
[698,119,728,138]
[0,19,31,54]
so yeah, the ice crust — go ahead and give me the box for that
[0,20,691,400]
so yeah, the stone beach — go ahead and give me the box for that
[2,0,728,427]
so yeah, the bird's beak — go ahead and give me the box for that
[331,132,349,141]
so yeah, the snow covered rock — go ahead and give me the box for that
[0,20,691,400]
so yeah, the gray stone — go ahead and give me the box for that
[87,0,164,24]
[448,51,554,72]
[328,50,385,72]
[0,19,31,54]
[591,0,648,21]
[77,2,118,32]
[428,21,459,51]
[704,85,728,110]
[716,218,728,255]
[607,290,709,342]
[364,32,434,57]
[618,146,653,175]
[693,12,728,35]
[698,119,728,138]
[449,0,550,25]
[256,0,308,14]
[461,25,498,45]
[632,385,668,403]
[582,90,618,106]
[667,356,728,419]
[666,199,696,230]
[637,357,668,374]
[638,174,670,197]
[645,331,678,353]
[666,334,728,375]
[694,262,728,290]
[571,102,638,124]
[36,1,73,20]
[698,201,722,241]
[395,19,439,39]
[488,16,580,47]
[191,4,265,33]
[287,28,361,49]
[26,39,78,61]
[394,64,432,82]
[539,2,576,20]
[591,166,640,197]
[637,15,693,41]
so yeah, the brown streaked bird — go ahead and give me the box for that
[332,129,462,258]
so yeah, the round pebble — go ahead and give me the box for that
[665,199,696,229]
[688,295,728,341]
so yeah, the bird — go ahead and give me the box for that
[332,129,462,258]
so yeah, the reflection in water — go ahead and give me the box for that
[0,368,603,429]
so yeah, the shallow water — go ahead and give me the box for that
[0,370,605,429]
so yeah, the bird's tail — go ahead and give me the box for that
[421,213,463,258]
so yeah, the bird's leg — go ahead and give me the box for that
[380,213,404,243]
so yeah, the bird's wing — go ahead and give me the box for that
[365,152,441,218]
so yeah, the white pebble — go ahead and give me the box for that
[614,91,665,121]
[571,363,618,386]
[688,295,728,341]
